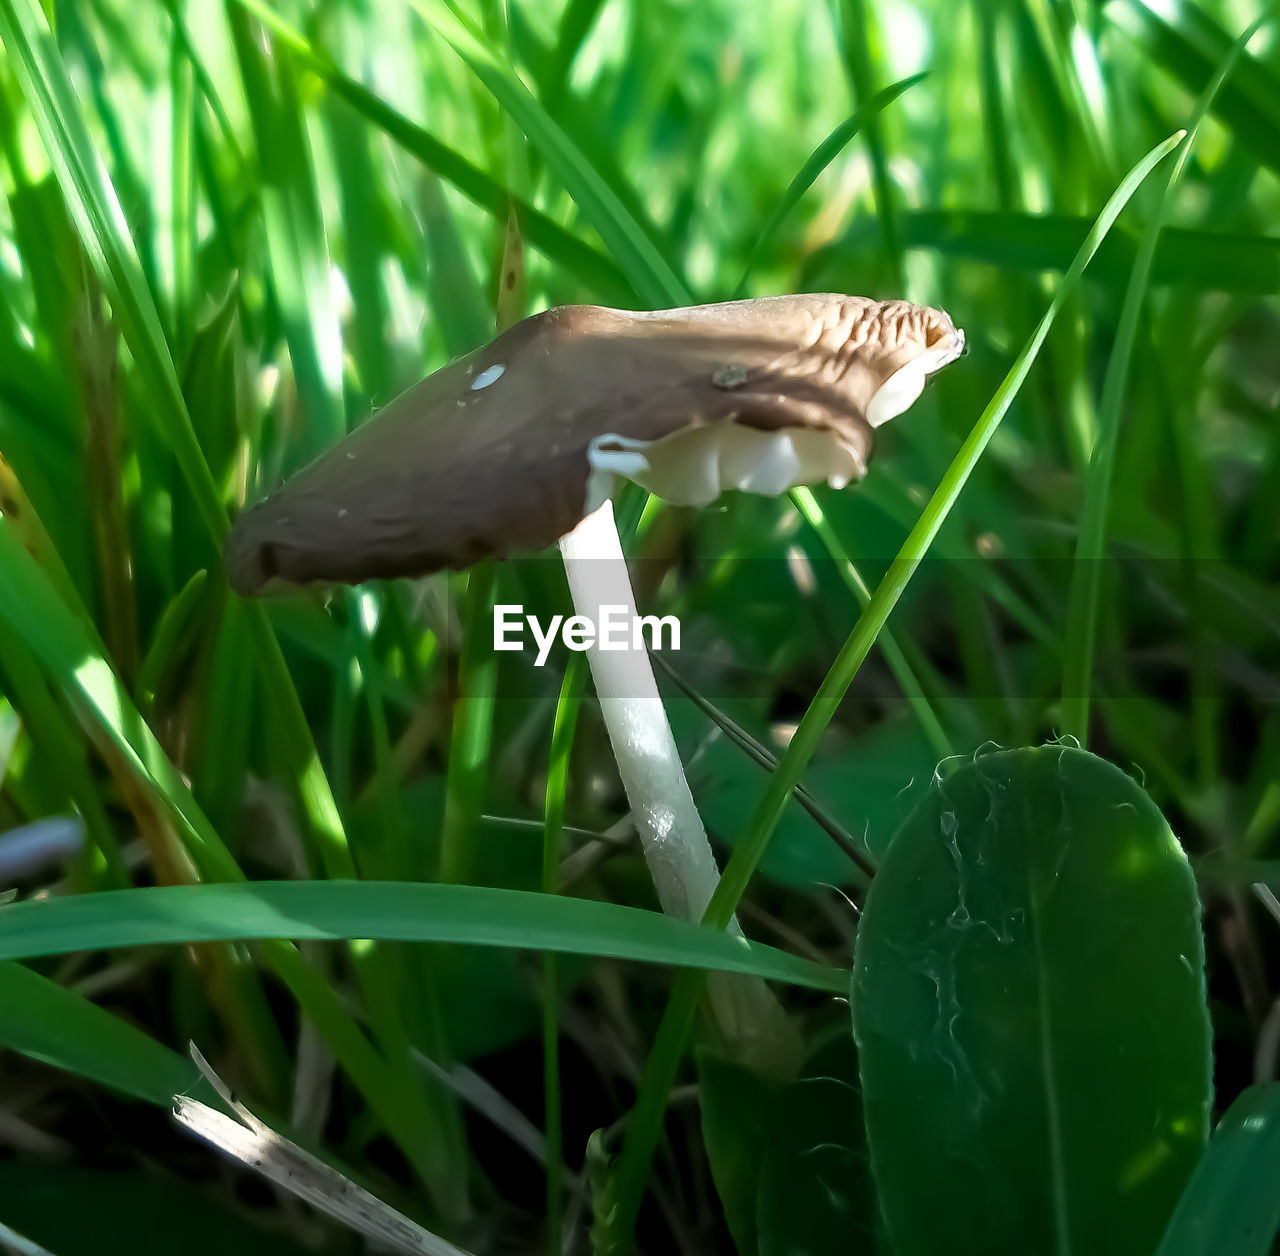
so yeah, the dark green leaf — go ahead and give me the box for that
[1154,1084,1280,1256]
[852,746,1211,1256]
[757,1036,877,1256]
[698,1049,780,1256]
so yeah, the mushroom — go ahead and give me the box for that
[226,293,964,1063]
[225,295,964,592]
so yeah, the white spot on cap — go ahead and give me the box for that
[471,364,505,391]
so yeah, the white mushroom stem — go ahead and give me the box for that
[559,499,798,1068]
[559,499,719,919]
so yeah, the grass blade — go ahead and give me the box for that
[439,566,499,884]
[542,0,607,113]
[712,127,1183,928]
[816,209,1280,294]
[541,656,586,1254]
[1060,13,1270,742]
[0,0,225,545]
[832,0,906,287]
[233,0,634,300]
[0,959,198,1106]
[0,881,848,994]
[790,485,952,763]
[1108,0,1280,179]
[227,4,347,458]
[410,0,692,307]
[732,72,927,296]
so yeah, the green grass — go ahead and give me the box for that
[0,1,1276,1253]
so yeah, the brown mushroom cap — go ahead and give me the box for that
[225,294,964,595]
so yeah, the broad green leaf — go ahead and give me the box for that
[756,1037,876,1256]
[1154,1084,1280,1256]
[697,1049,778,1256]
[852,746,1211,1256]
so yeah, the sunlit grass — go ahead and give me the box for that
[0,0,1276,1252]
